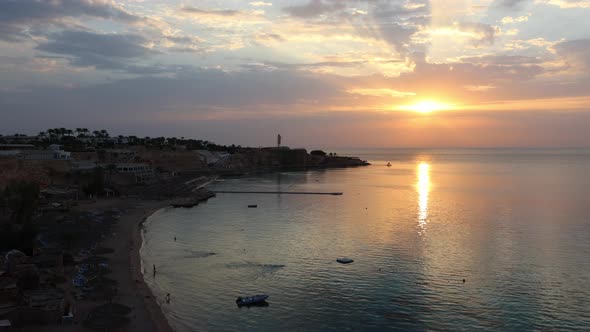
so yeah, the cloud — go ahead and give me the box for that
[36,30,158,73]
[537,0,590,8]
[250,2,273,7]
[424,22,497,47]
[180,7,241,17]
[495,0,530,8]
[458,55,542,65]
[464,85,497,92]
[377,23,418,55]
[501,15,530,24]
[0,0,139,42]
[1,67,342,114]
[178,5,267,25]
[456,22,496,46]
[347,88,416,98]
[283,0,346,18]
[555,39,590,70]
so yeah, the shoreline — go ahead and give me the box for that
[129,201,174,332]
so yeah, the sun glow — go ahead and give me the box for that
[417,162,431,231]
[401,100,452,113]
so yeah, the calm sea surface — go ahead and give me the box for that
[141,149,590,331]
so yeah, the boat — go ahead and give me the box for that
[337,257,354,264]
[236,294,269,306]
[386,162,392,167]
[248,204,258,208]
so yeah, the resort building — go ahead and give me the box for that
[102,149,136,163]
[0,144,36,158]
[13,145,72,161]
[115,163,154,183]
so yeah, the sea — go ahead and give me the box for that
[141,148,590,331]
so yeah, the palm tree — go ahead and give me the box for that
[81,128,90,137]
[47,129,57,142]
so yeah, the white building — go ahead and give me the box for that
[0,144,71,160]
[20,145,71,160]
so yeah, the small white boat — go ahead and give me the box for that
[337,257,354,264]
[236,294,269,306]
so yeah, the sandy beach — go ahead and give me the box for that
[28,198,174,332]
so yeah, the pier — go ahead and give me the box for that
[212,191,343,196]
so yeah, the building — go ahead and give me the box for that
[0,144,35,151]
[0,136,36,144]
[115,163,154,183]
[0,144,36,158]
[102,149,136,163]
[70,160,97,172]
[195,150,231,166]
[15,145,71,161]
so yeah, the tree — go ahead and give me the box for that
[310,150,327,156]
[77,128,90,138]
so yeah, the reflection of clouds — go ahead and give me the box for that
[417,162,430,232]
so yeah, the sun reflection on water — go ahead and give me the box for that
[417,162,431,231]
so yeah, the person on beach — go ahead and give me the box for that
[153,264,156,277]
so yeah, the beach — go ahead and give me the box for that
[28,198,173,332]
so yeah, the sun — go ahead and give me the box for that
[400,100,452,113]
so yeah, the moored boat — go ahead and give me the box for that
[337,257,354,264]
[236,294,269,306]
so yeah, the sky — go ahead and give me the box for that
[1,0,590,148]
